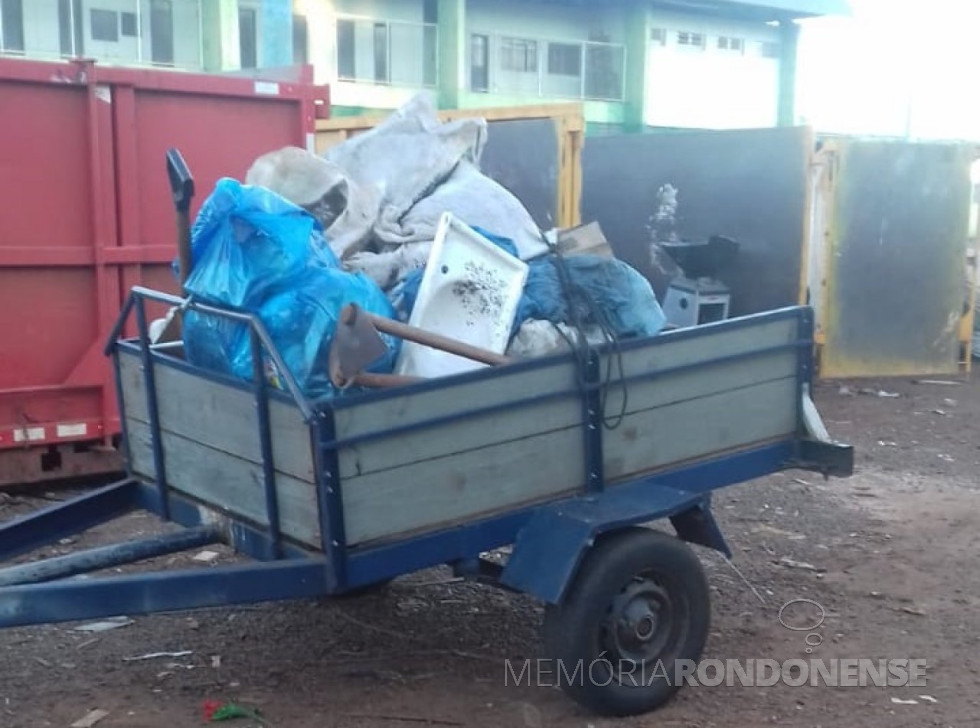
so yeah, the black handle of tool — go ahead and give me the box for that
[166,148,195,288]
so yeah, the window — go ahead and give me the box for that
[293,13,308,65]
[500,37,537,73]
[717,35,743,52]
[372,22,388,82]
[650,27,666,46]
[337,19,355,79]
[585,43,624,100]
[239,7,257,69]
[1,0,24,52]
[90,8,118,42]
[548,43,581,77]
[677,31,705,48]
[150,0,173,64]
[470,33,488,91]
[58,0,84,56]
[121,12,137,37]
[760,41,780,58]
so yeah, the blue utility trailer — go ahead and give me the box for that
[0,287,851,716]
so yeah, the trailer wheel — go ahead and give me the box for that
[542,527,710,717]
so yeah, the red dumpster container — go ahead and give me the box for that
[0,58,328,487]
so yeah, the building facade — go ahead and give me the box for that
[0,0,847,131]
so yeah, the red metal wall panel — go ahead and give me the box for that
[0,58,327,484]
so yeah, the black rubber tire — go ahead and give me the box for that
[542,527,710,717]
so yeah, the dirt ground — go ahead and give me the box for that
[2,370,979,728]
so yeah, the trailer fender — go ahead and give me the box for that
[500,486,730,604]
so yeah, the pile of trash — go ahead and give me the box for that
[177,93,666,400]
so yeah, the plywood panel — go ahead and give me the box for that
[119,352,314,482]
[127,418,321,547]
[335,359,578,437]
[604,376,798,480]
[341,426,585,545]
[614,317,798,379]
[338,395,581,479]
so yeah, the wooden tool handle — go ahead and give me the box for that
[363,312,511,366]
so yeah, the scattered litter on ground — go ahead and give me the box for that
[777,557,826,573]
[857,388,900,398]
[73,617,133,633]
[70,708,110,727]
[918,695,938,703]
[123,650,193,662]
[913,379,961,386]
[751,525,806,541]
[890,697,919,705]
[202,699,266,724]
[900,606,927,617]
[193,550,220,563]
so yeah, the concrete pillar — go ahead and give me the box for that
[436,0,465,109]
[777,19,800,126]
[623,3,651,131]
[201,0,241,72]
[261,0,294,68]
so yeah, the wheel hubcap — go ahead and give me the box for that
[604,577,677,666]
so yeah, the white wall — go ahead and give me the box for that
[645,11,781,129]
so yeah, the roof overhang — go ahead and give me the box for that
[650,0,852,21]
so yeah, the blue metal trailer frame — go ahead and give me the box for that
[0,287,852,629]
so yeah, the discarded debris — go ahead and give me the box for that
[73,616,133,633]
[877,440,898,447]
[942,398,958,407]
[202,700,266,724]
[211,655,222,669]
[900,606,927,617]
[341,714,462,727]
[937,454,955,463]
[123,650,193,662]
[751,525,807,541]
[193,550,220,563]
[70,709,110,728]
[913,379,961,386]
[931,409,949,416]
[890,697,919,705]
[76,638,100,650]
[918,695,938,704]
[777,557,826,573]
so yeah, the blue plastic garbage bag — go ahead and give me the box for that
[516,255,666,339]
[179,178,398,400]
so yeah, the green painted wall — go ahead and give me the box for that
[623,2,651,132]
[777,20,801,126]
[437,0,465,109]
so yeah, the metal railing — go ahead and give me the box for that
[336,15,438,88]
[0,0,205,72]
[473,33,626,102]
